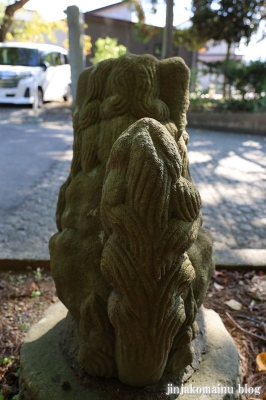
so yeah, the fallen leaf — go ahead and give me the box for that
[213,270,224,276]
[249,398,263,400]
[29,282,39,291]
[246,291,263,301]
[256,352,266,371]
[225,299,242,310]
[214,282,224,291]
[249,287,257,292]
[248,300,255,311]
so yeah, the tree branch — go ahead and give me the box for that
[226,312,266,343]
[5,0,30,16]
[0,0,30,42]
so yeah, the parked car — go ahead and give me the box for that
[0,42,71,108]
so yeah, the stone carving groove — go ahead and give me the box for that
[101,118,202,386]
[49,54,214,387]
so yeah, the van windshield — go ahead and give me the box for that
[0,48,38,66]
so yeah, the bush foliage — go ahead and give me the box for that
[90,37,127,65]
[190,59,266,113]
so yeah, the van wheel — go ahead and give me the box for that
[63,85,71,102]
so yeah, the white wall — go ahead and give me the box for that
[92,3,132,21]
[197,41,243,92]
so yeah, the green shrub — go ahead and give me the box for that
[90,37,127,65]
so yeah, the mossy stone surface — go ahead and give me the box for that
[49,55,214,386]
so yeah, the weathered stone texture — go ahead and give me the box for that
[49,54,214,386]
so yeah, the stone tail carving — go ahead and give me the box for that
[101,118,201,386]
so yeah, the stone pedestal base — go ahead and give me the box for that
[19,303,241,400]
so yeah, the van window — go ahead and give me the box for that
[0,47,38,66]
[54,52,62,66]
[42,52,54,66]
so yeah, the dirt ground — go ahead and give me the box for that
[0,268,266,400]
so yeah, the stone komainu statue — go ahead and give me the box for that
[49,54,214,387]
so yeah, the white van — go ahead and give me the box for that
[0,42,71,108]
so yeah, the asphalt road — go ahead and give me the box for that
[0,104,73,219]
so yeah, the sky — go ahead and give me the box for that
[25,0,189,24]
[25,0,266,62]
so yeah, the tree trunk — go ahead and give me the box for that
[189,50,198,92]
[131,0,145,24]
[225,41,231,61]
[222,41,231,98]
[162,0,174,59]
[0,0,30,42]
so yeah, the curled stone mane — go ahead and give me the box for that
[74,54,189,133]
[49,54,214,387]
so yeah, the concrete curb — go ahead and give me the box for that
[0,258,50,272]
[1,249,265,272]
[214,249,266,269]
[187,112,266,136]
